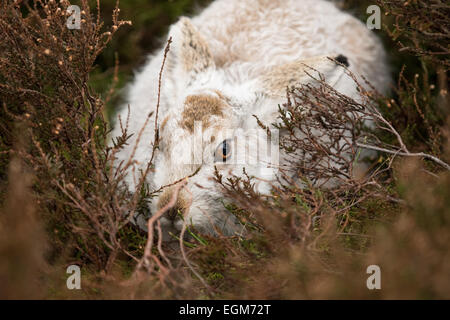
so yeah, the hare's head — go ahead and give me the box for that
[147,18,350,240]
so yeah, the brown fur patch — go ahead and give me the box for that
[180,94,226,132]
[262,61,311,94]
[261,56,338,95]
[157,187,189,217]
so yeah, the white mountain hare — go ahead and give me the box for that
[112,0,390,240]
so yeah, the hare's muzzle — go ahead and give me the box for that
[157,187,189,223]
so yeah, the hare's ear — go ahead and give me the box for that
[258,55,349,97]
[166,17,215,82]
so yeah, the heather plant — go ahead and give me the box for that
[0,0,136,271]
[377,0,450,156]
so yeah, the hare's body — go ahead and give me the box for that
[191,0,388,90]
[112,0,390,239]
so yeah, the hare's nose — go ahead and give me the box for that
[157,188,187,222]
[165,206,183,221]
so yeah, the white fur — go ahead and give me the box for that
[111,0,390,239]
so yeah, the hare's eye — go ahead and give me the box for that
[214,139,231,163]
